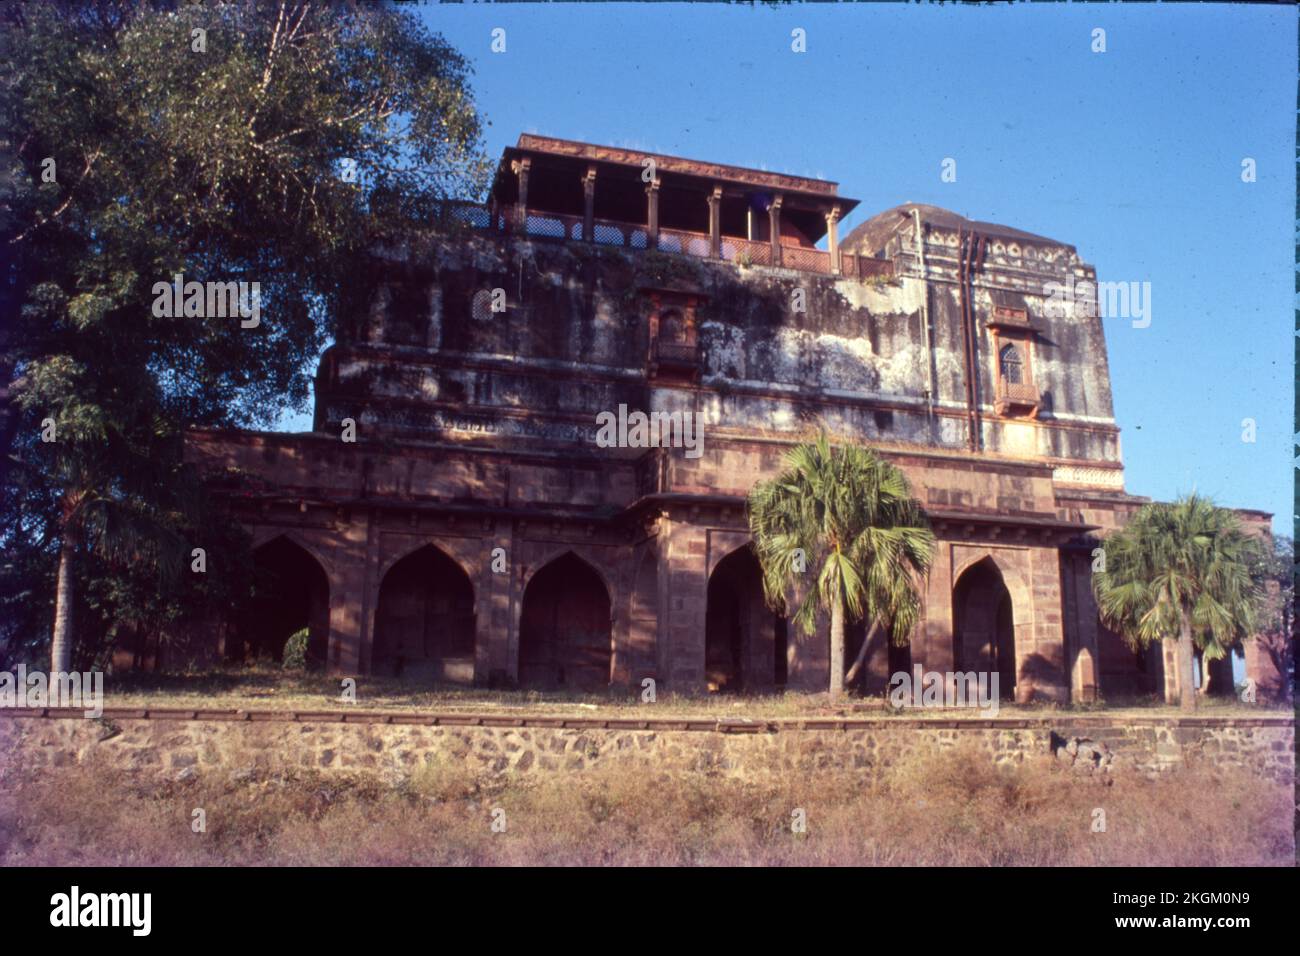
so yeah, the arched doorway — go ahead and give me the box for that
[373,545,476,683]
[519,553,612,691]
[952,558,1016,700]
[625,546,660,684]
[1195,647,1237,698]
[705,547,786,693]
[238,536,330,665]
[844,618,912,694]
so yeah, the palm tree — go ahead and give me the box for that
[27,388,193,673]
[48,464,189,673]
[748,434,935,698]
[1091,494,1263,712]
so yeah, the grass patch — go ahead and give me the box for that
[92,666,1288,720]
[1,742,1290,866]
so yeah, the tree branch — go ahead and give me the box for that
[8,148,102,246]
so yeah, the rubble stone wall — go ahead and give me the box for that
[2,712,1291,784]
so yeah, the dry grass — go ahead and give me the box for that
[1,743,1291,866]
[95,666,1287,721]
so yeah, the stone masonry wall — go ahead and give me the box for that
[2,712,1291,785]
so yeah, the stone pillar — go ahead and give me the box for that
[707,186,722,258]
[511,157,531,231]
[919,541,954,673]
[479,519,515,686]
[1064,552,1101,703]
[1074,645,1098,703]
[327,510,371,677]
[1244,568,1286,701]
[1019,543,1070,703]
[582,165,597,242]
[1244,634,1285,701]
[658,512,708,692]
[768,193,784,267]
[356,508,380,674]
[620,534,661,689]
[826,205,841,275]
[645,177,660,249]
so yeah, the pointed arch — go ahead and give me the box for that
[373,543,477,683]
[952,556,1016,700]
[520,546,617,603]
[518,551,613,691]
[377,538,478,590]
[249,528,335,578]
[238,535,331,666]
[952,550,1030,604]
[999,343,1024,384]
[705,543,786,693]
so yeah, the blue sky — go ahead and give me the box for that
[293,2,1295,535]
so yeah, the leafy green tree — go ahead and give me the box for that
[0,1,490,670]
[748,434,935,698]
[1241,533,1295,701]
[1092,494,1265,712]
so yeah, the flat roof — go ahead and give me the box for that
[500,133,859,210]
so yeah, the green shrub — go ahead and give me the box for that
[282,628,309,671]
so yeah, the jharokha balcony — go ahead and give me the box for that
[651,339,701,367]
[995,379,1041,416]
[439,134,894,279]
[649,337,702,381]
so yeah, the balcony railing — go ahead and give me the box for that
[658,227,711,258]
[650,338,701,382]
[995,379,1039,409]
[851,254,895,280]
[436,200,894,279]
[653,339,701,367]
[720,236,773,267]
[784,246,830,273]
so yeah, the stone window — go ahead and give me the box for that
[658,308,685,343]
[999,343,1024,384]
[471,289,495,323]
[645,292,702,383]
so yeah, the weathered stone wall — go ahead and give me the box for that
[3,712,1291,785]
[310,226,1123,465]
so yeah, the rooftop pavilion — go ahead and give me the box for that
[471,134,875,276]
